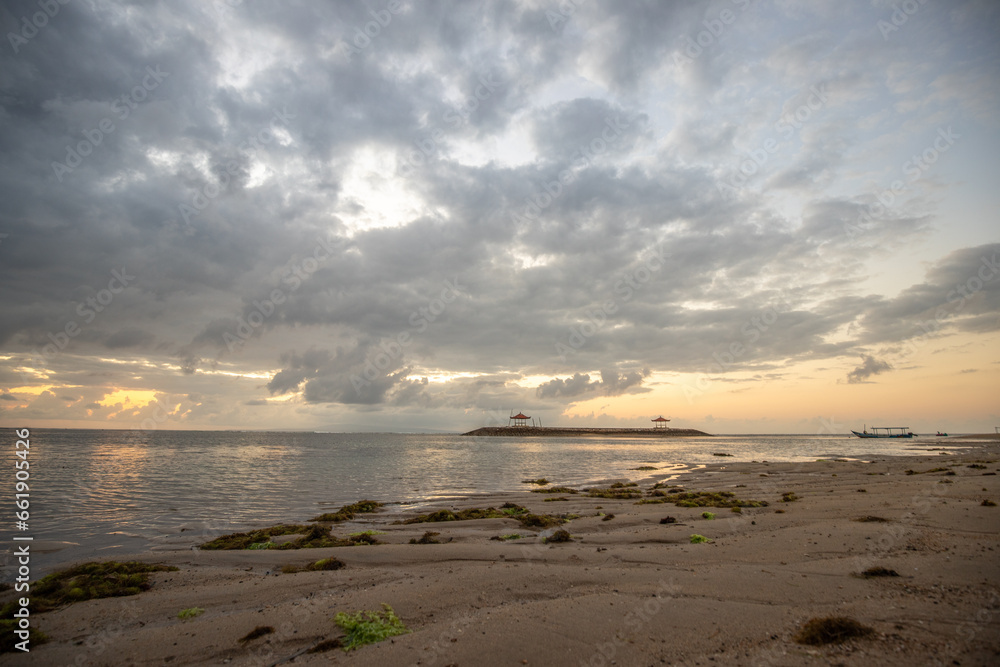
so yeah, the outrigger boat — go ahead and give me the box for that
[851,426,915,439]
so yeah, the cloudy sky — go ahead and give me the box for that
[1,0,998,434]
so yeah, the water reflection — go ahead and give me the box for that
[4,429,935,572]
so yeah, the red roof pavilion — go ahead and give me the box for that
[509,412,532,427]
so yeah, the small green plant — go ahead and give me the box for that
[630,466,658,470]
[531,486,579,494]
[982,499,997,507]
[701,512,715,520]
[247,542,271,550]
[602,513,615,521]
[178,607,204,620]
[730,506,742,514]
[544,496,570,502]
[522,478,550,485]
[689,534,711,544]
[780,492,798,502]
[333,603,410,651]
[712,452,733,457]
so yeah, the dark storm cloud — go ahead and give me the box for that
[1,0,998,427]
[846,355,893,384]
[536,368,649,399]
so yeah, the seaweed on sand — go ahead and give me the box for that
[334,604,410,651]
[201,524,379,550]
[543,529,572,543]
[645,490,768,508]
[399,504,567,529]
[409,531,441,544]
[281,557,346,574]
[793,617,874,645]
[310,500,383,523]
[0,561,177,617]
[240,626,275,642]
[0,621,46,653]
[586,486,644,499]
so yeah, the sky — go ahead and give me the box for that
[0,0,998,434]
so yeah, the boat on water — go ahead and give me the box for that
[851,426,915,439]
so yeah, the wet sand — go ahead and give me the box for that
[8,440,1000,666]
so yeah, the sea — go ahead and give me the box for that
[2,428,966,576]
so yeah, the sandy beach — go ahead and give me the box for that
[7,438,999,666]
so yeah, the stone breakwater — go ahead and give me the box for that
[461,426,711,437]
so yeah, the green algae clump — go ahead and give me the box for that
[334,603,410,651]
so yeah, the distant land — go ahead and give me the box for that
[462,426,712,438]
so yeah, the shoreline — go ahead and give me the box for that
[462,426,712,437]
[7,439,999,664]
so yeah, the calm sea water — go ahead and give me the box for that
[2,428,961,574]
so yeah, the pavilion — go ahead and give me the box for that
[509,412,532,427]
[651,416,671,429]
